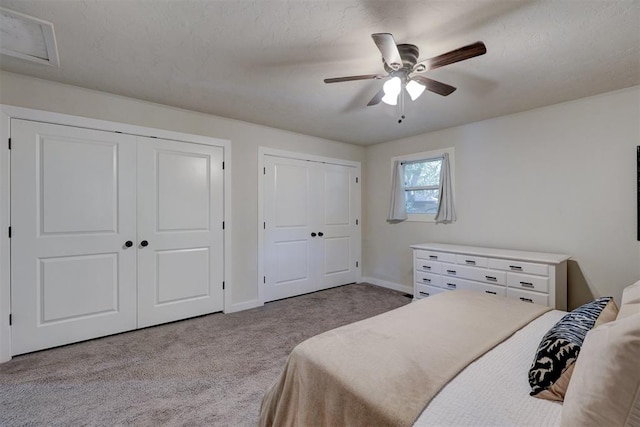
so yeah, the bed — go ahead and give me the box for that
[259,285,640,427]
[415,309,564,426]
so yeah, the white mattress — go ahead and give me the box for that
[414,310,566,427]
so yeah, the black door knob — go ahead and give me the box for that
[140,240,149,247]
[310,232,317,237]
[318,232,324,237]
[125,240,133,248]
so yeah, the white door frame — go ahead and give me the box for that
[0,105,232,363]
[257,147,361,305]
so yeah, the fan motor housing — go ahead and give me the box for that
[383,44,419,72]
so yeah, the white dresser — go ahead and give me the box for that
[411,243,570,310]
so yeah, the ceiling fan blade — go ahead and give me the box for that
[371,33,403,70]
[411,76,457,96]
[367,88,385,106]
[324,74,384,84]
[413,41,486,73]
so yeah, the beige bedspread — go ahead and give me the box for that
[259,290,551,427]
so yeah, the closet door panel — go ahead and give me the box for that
[40,137,118,233]
[136,137,224,328]
[10,119,137,355]
[156,151,210,231]
[318,164,357,289]
[263,156,317,302]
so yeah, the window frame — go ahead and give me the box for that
[391,147,455,222]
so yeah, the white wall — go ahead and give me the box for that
[363,86,640,309]
[2,70,638,312]
[0,71,364,310]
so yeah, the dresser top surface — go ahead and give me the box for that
[410,243,570,264]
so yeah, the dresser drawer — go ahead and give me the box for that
[442,277,506,296]
[415,271,442,287]
[469,268,506,286]
[441,277,463,291]
[415,250,456,264]
[507,288,549,306]
[477,283,507,297]
[488,259,549,276]
[415,259,441,274]
[441,264,468,279]
[507,272,549,293]
[441,264,506,285]
[455,254,488,268]
[415,284,446,299]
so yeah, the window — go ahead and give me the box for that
[391,148,454,222]
[404,158,442,214]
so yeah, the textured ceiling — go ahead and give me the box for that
[0,0,639,145]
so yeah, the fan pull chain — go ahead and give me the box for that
[398,85,406,124]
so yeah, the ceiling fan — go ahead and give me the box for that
[324,33,487,110]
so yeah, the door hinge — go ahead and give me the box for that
[8,138,11,150]
[222,221,225,230]
[263,222,266,229]
[9,314,12,326]
[356,261,359,268]
[356,177,359,183]
[8,227,11,238]
[263,167,266,175]
[263,276,266,284]
[222,281,225,290]
[356,219,359,225]
[222,161,225,170]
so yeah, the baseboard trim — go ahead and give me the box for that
[225,299,263,314]
[361,277,413,294]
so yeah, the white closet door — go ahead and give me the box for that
[11,119,137,355]
[136,137,224,328]
[263,155,358,302]
[263,156,318,301]
[318,163,358,290]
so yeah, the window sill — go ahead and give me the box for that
[406,214,436,222]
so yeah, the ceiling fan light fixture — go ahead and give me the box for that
[381,93,398,106]
[323,34,485,111]
[406,79,426,101]
[381,76,401,105]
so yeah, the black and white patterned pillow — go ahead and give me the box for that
[528,297,613,396]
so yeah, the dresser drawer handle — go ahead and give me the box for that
[446,270,457,275]
[429,255,438,259]
[485,291,497,295]
[419,291,430,297]
[520,297,534,303]
[520,282,534,288]
[422,265,431,270]
[446,283,457,289]
[485,276,497,281]
[422,278,431,283]
[509,265,523,271]
[465,260,476,265]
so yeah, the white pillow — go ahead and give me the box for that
[618,302,640,321]
[618,280,640,321]
[561,313,640,427]
[622,280,640,305]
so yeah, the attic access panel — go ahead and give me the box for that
[0,7,59,67]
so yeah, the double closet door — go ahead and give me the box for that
[263,155,359,302]
[11,120,224,355]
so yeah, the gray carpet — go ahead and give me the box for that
[0,283,409,426]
